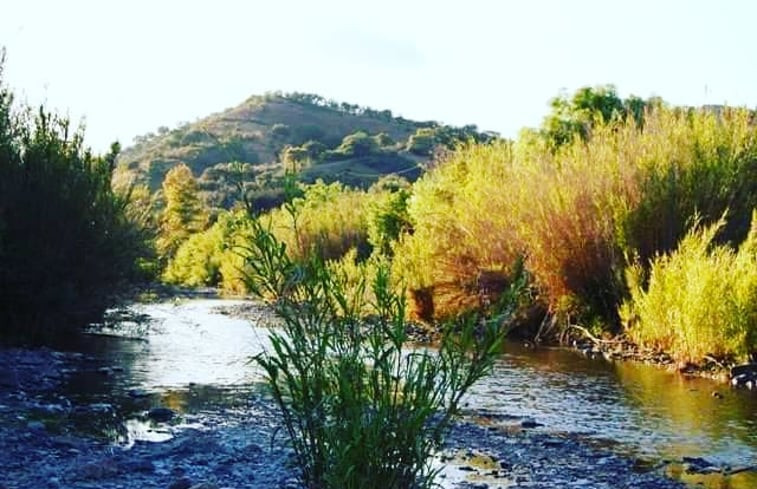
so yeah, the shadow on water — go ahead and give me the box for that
[53,299,756,488]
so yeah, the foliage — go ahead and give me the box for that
[365,185,411,257]
[617,107,757,264]
[0,59,149,337]
[241,209,523,489]
[406,128,436,156]
[267,180,371,261]
[621,213,757,363]
[393,142,525,321]
[156,164,208,264]
[333,131,380,158]
[393,105,757,337]
[541,85,648,149]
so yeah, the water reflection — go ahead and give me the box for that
[465,342,757,478]
[58,299,756,488]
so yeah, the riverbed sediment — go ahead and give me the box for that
[0,346,693,489]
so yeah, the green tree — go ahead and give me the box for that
[366,187,411,257]
[335,131,379,157]
[0,54,149,337]
[541,84,647,148]
[156,164,208,263]
[405,128,436,155]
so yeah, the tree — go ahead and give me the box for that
[156,164,208,263]
[405,128,436,155]
[0,53,149,337]
[335,131,379,157]
[541,85,647,149]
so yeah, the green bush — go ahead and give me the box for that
[621,213,757,363]
[405,128,436,156]
[240,210,523,489]
[266,180,371,261]
[334,131,380,158]
[0,63,149,337]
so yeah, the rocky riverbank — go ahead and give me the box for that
[0,346,703,489]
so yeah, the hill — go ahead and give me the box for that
[114,92,495,211]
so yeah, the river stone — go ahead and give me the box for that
[148,407,176,422]
[730,364,757,378]
[520,418,543,428]
[26,421,45,431]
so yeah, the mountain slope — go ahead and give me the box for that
[114,92,494,210]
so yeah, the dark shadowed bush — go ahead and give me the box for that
[0,61,149,339]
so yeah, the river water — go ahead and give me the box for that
[61,299,756,488]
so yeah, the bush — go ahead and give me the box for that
[393,106,757,335]
[240,210,523,489]
[0,64,149,337]
[405,128,436,155]
[334,131,380,158]
[266,180,371,261]
[621,213,757,363]
[162,210,261,294]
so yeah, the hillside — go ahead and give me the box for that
[114,92,495,210]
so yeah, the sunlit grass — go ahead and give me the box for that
[621,213,757,363]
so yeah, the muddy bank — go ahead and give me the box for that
[0,347,701,489]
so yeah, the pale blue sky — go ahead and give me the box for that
[2,0,756,152]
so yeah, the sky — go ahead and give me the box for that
[2,0,756,153]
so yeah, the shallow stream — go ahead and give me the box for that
[59,299,757,488]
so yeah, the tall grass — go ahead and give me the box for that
[394,106,757,340]
[267,179,370,261]
[621,213,757,363]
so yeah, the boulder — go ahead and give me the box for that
[148,407,176,422]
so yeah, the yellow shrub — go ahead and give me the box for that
[621,213,757,363]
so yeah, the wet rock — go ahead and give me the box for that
[128,388,151,398]
[32,403,67,416]
[168,477,193,489]
[26,421,46,431]
[520,418,543,429]
[681,456,718,474]
[87,402,115,414]
[148,407,177,422]
[120,458,155,473]
[730,363,757,378]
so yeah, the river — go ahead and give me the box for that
[58,298,757,488]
